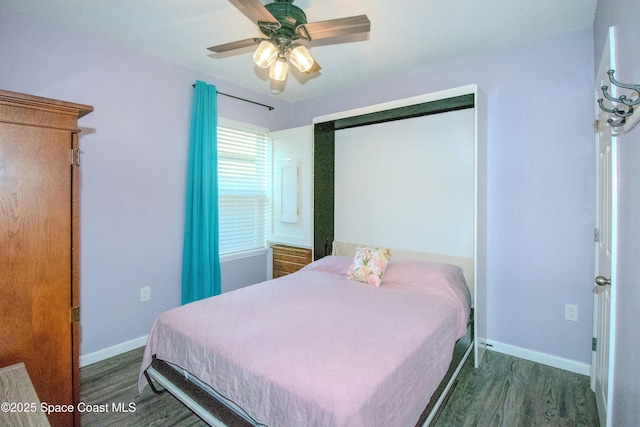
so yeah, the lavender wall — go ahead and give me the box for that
[1,4,598,370]
[0,6,291,356]
[594,0,640,424]
[287,30,596,365]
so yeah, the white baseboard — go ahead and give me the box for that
[486,340,591,376]
[80,335,148,368]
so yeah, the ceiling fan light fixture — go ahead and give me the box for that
[270,78,285,94]
[289,44,314,73]
[253,40,278,68]
[269,57,289,81]
[208,0,371,94]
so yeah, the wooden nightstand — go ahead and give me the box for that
[272,245,312,278]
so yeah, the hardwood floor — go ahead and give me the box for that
[80,348,599,426]
[430,351,599,427]
[80,348,205,427]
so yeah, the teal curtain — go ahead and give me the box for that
[181,81,221,304]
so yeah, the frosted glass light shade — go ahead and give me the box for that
[253,41,278,68]
[289,45,314,72]
[270,57,289,81]
[270,78,285,94]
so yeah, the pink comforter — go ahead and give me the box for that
[138,256,471,427]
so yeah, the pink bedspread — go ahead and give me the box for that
[138,256,471,427]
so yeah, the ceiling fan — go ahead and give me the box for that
[207,0,371,93]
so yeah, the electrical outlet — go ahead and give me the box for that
[565,304,578,321]
[140,286,151,302]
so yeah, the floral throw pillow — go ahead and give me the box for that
[346,246,392,287]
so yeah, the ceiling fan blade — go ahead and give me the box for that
[297,15,370,41]
[207,37,260,53]
[228,0,280,27]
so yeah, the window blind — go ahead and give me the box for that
[217,119,269,257]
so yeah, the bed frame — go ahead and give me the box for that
[143,241,475,426]
[144,322,473,427]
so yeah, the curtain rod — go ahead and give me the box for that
[192,84,274,111]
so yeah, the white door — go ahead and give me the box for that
[592,27,617,427]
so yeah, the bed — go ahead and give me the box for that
[138,242,474,426]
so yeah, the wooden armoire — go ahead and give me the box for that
[0,89,93,426]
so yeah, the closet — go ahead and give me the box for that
[0,89,93,426]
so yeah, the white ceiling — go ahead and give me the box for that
[3,0,597,102]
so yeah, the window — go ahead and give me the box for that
[217,118,270,259]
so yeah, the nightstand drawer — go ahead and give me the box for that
[272,245,312,278]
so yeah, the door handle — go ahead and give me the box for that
[595,276,611,286]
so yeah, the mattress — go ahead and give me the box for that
[139,255,471,427]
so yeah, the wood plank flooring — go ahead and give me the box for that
[80,347,205,427]
[430,351,599,427]
[80,348,599,426]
